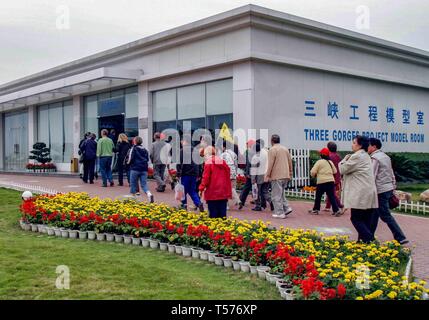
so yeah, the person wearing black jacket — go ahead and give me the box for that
[176,138,204,212]
[128,136,154,203]
[116,133,131,186]
[79,133,97,184]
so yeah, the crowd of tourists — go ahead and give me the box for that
[78,130,408,244]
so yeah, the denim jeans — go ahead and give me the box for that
[99,156,113,186]
[130,170,149,195]
[370,190,406,241]
[180,176,201,206]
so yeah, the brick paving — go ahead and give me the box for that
[1,173,428,281]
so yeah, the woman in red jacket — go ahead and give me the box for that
[199,146,232,218]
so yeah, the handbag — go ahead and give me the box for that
[389,192,400,209]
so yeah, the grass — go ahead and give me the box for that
[0,188,280,300]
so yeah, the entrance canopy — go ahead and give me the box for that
[0,67,142,112]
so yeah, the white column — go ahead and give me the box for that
[0,113,3,169]
[233,61,255,152]
[72,96,82,158]
[138,82,150,149]
[28,106,36,153]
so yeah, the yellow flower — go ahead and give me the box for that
[387,291,397,299]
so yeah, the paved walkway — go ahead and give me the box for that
[1,173,428,281]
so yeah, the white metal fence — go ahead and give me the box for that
[285,188,429,215]
[0,181,58,195]
[289,149,310,188]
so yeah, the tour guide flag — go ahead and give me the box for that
[219,122,234,143]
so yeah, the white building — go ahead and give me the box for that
[1,5,428,172]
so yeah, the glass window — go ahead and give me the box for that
[110,89,124,98]
[84,95,98,136]
[48,103,64,163]
[63,101,74,162]
[206,79,233,115]
[177,84,205,120]
[4,111,28,171]
[125,88,138,118]
[153,89,176,122]
[37,105,49,145]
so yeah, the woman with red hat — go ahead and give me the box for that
[308,148,342,216]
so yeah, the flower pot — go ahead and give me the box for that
[222,257,233,268]
[78,231,88,239]
[159,242,168,251]
[250,265,258,274]
[276,279,292,289]
[114,234,124,243]
[191,248,201,259]
[239,261,251,273]
[182,246,192,257]
[54,228,62,237]
[232,259,242,271]
[149,239,159,249]
[132,237,141,246]
[199,250,209,261]
[105,233,115,242]
[175,246,183,255]
[61,229,69,238]
[19,220,25,230]
[280,288,295,300]
[266,272,283,285]
[23,223,32,232]
[167,244,176,253]
[257,266,270,280]
[96,233,106,241]
[278,283,294,293]
[123,236,132,245]
[141,238,150,248]
[214,254,224,266]
[31,224,39,232]
[46,227,55,236]
[37,225,45,233]
[68,230,78,239]
[208,252,216,263]
[87,231,96,240]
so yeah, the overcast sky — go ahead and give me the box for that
[0,0,428,85]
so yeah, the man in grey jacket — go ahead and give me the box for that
[149,132,169,192]
[368,138,408,244]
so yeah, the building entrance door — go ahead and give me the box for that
[98,114,124,144]
[4,111,28,171]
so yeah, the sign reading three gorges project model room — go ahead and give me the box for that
[301,99,426,152]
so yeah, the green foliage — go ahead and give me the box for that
[29,142,52,164]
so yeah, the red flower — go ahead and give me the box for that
[337,283,346,299]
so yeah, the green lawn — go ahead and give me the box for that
[0,188,280,300]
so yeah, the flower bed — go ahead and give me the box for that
[25,163,57,172]
[19,192,428,300]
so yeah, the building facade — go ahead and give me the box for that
[1,5,428,172]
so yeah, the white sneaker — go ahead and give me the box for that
[272,213,280,218]
[284,207,293,215]
[278,213,287,219]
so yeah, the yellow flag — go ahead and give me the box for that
[219,122,234,143]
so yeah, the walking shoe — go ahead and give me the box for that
[308,209,319,215]
[90,181,94,184]
[110,182,114,187]
[399,239,409,245]
[136,192,141,196]
[284,207,293,215]
[270,202,274,211]
[334,209,345,217]
[252,207,262,211]
[238,202,244,210]
[102,184,107,187]
[198,203,205,212]
[149,194,154,203]
[272,213,280,218]
[277,213,287,219]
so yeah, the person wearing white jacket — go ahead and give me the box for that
[339,135,378,243]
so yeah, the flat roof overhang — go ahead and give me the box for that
[0,67,142,112]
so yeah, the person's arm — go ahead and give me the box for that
[339,153,360,175]
[310,161,319,178]
[371,157,380,179]
[265,149,275,181]
[199,162,212,192]
[96,140,101,157]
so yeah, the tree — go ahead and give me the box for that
[29,142,52,164]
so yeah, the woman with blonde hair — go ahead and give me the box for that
[116,133,131,186]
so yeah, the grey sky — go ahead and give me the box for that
[0,0,428,85]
